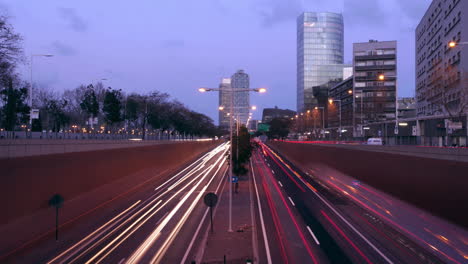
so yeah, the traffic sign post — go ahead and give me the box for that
[204,192,218,233]
[232,176,238,183]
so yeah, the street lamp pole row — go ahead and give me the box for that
[198,86,266,232]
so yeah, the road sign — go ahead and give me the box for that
[394,126,399,135]
[449,122,463,130]
[30,109,40,119]
[203,192,218,207]
[232,176,239,183]
[203,192,218,233]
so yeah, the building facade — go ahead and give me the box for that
[328,77,354,131]
[231,70,250,125]
[353,40,397,137]
[262,107,296,123]
[415,0,468,117]
[218,78,232,129]
[297,12,344,113]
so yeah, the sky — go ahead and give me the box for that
[0,0,432,124]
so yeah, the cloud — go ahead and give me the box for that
[161,39,185,48]
[255,0,304,27]
[51,41,78,56]
[58,7,87,32]
[343,0,387,28]
[394,0,431,21]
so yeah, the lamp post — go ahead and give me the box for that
[314,106,325,138]
[328,99,342,139]
[355,93,364,137]
[198,86,266,232]
[29,54,54,126]
[448,41,468,48]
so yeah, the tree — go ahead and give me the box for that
[80,85,99,129]
[102,87,123,131]
[0,15,24,88]
[267,117,291,139]
[45,98,69,132]
[0,78,30,131]
[232,125,252,176]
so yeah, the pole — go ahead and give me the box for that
[29,55,33,126]
[228,89,233,232]
[55,207,59,241]
[210,206,213,233]
[321,108,324,137]
[361,95,364,137]
[339,101,342,140]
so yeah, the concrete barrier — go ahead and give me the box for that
[0,139,207,159]
[0,140,220,225]
[268,141,468,229]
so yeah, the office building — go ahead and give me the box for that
[353,40,397,131]
[262,107,296,123]
[297,12,344,113]
[218,78,232,129]
[415,0,468,117]
[328,77,354,129]
[231,70,250,125]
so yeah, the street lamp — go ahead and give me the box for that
[329,98,342,139]
[218,106,225,111]
[197,85,266,232]
[30,54,54,125]
[448,41,468,48]
[314,106,325,137]
[378,74,385,81]
[355,93,364,137]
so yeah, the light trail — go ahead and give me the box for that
[46,200,141,264]
[126,146,228,264]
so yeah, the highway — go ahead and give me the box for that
[6,140,467,263]
[14,142,230,264]
[253,142,467,264]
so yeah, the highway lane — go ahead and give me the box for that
[259,142,448,264]
[250,149,331,264]
[39,142,229,264]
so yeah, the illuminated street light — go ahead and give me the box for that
[197,84,267,233]
[378,74,385,81]
[251,105,257,110]
[348,90,353,94]
[448,41,468,48]
[219,106,225,111]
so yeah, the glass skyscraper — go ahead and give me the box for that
[231,70,250,125]
[297,12,344,112]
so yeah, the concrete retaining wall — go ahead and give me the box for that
[0,139,206,159]
[268,141,468,229]
[0,141,220,225]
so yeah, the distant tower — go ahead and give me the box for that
[218,78,231,129]
[231,70,250,125]
[297,12,344,113]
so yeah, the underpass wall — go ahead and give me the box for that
[0,141,219,226]
[268,141,468,229]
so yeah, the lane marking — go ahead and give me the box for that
[278,181,283,187]
[264,144,393,264]
[306,226,320,245]
[271,170,275,174]
[46,200,141,264]
[251,158,273,264]
[180,166,228,264]
[288,197,296,207]
[267,163,270,167]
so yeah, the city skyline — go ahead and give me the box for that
[1,0,431,124]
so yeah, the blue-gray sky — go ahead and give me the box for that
[1,0,431,123]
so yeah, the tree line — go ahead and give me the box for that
[0,15,223,138]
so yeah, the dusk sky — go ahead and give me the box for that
[1,0,431,124]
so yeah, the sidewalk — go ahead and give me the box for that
[201,173,255,264]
